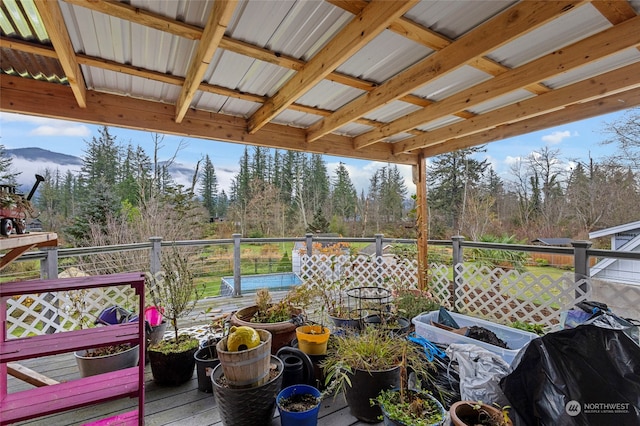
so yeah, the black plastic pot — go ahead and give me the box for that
[344,366,401,423]
[194,344,219,392]
[148,345,198,386]
[363,314,411,335]
[212,355,284,426]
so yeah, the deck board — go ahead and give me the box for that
[7,352,378,426]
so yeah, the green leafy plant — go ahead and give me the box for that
[321,326,434,397]
[372,344,444,425]
[511,320,546,336]
[249,286,310,323]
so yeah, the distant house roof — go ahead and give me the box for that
[589,221,640,239]
[359,243,394,257]
[531,238,573,246]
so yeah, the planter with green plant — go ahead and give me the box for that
[373,344,445,426]
[146,246,204,386]
[65,292,141,378]
[449,401,512,426]
[321,326,436,423]
[229,286,310,353]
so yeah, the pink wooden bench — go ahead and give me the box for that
[1,272,145,425]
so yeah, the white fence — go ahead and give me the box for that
[4,236,639,338]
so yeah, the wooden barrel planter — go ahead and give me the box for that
[216,329,272,388]
[230,305,301,354]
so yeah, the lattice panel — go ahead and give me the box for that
[453,264,591,327]
[6,286,137,338]
[428,263,452,309]
[299,254,418,290]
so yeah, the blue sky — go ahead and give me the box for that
[0,109,628,194]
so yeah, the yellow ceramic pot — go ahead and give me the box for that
[296,325,330,355]
[226,326,261,352]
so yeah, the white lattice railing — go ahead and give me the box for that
[451,264,591,327]
[6,285,137,338]
[6,257,593,338]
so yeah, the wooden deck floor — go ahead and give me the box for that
[6,289,377,426]
[7,351,379,426]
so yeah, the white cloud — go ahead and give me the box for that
[11,157,82,191]
[30,124,91,137]
[541,130,572,145]
[0,112,91,138]
[327,161,416,195]
[504,155,521,166]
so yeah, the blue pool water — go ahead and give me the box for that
[220,272,303,296]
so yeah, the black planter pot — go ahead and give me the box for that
[148,345,198,386]
[194,344,220,392]
[363,314,411,335]
[344,366,401,423]
[212,355,284,426]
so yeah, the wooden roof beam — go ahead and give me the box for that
[390,15,640,153]
[397,61,640,153]
[175,1,237,123]
[34,1,86,107]
[246,0,419,134]
[0,74,418,165]
[306,1,583,143]
[421,86,640,157]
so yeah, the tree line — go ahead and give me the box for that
[1,107,638,246]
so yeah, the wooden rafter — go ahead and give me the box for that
[392,15,640,154]
[246,0,420,134]
[34,1,86,107]
[0,74,418,165]
[305,1,583,143]
[396,61,640,153]
[421,86,640,157]
[175,1,237,123]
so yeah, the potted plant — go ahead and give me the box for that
[146,246,204,386]
[295,323,330,356]
[229,286,310,353]
[449,401,513,426]
[321,326,436,423]
[277,383,322,426]
[373,343,445,425]
[65,292,141,378]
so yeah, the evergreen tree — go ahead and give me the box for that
[0,144,19,184]
[79,126,121,199]
[331,162,357,220]
[199,155,218,218]
[66,179,120,244]
[428,146,489,232]
[378,164,408,223]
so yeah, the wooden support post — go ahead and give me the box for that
[414,154,429,290]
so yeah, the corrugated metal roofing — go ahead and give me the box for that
[1,0,639,164]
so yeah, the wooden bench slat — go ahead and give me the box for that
[0,367,140,425]
[81,409,139,426]
[0,322,140,363]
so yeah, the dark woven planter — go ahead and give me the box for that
[148,345,198,386]
[212,355,284,426]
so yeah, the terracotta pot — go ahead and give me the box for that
[450,401,513,426]
[230,305,301,354]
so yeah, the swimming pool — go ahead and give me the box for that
[220,272,303,296]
